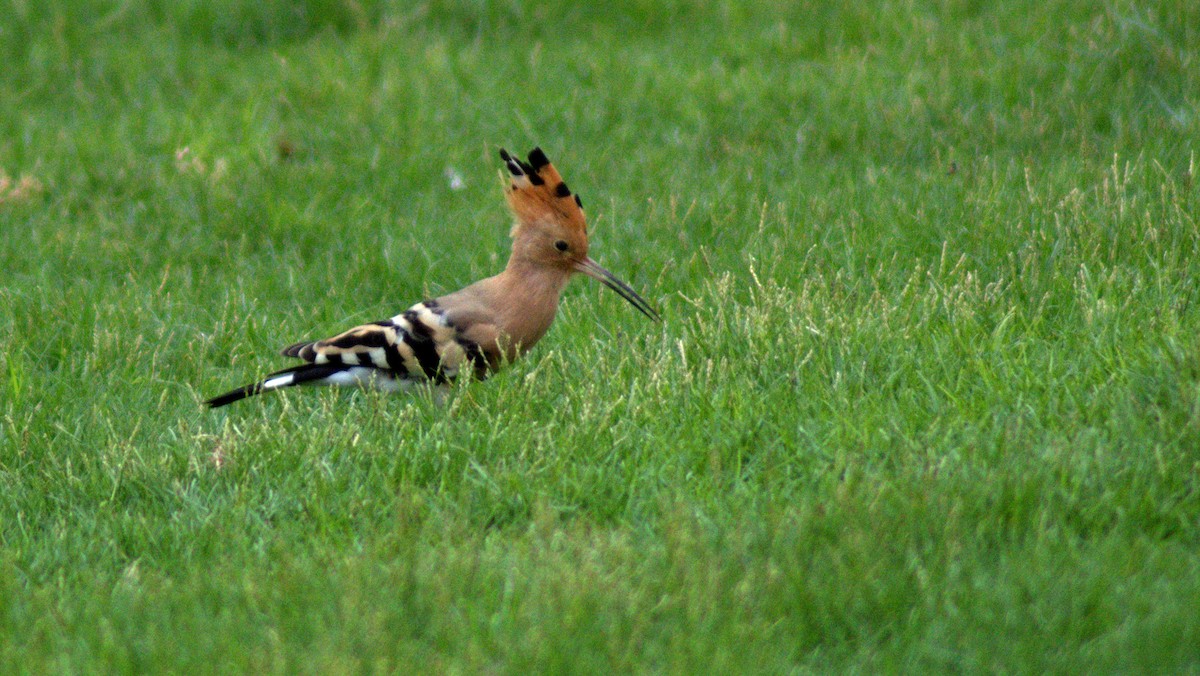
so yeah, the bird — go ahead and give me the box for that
[204,147,659,408]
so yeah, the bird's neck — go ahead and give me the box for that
[489,256,573,351]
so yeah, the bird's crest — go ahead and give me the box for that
[499,147,587,238]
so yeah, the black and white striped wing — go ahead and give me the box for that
[282,299,488,383]
[204,299,494,408]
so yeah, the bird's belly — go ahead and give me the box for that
[317,367,414,393]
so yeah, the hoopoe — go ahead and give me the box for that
[205,147,658,408]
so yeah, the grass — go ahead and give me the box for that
[2,0,1199,671]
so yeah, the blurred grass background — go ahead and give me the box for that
[1,0,1198,671]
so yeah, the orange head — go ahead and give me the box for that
[499,147,658,320]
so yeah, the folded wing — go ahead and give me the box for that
[283,299,490,383]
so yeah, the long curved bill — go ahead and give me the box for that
[574,257,660,321]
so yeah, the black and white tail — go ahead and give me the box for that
[204,364,387,408]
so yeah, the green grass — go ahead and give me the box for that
[2,0,1199,671]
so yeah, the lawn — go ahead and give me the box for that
[2,0,1199,671]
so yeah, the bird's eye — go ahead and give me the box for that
[554,240,569,252]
